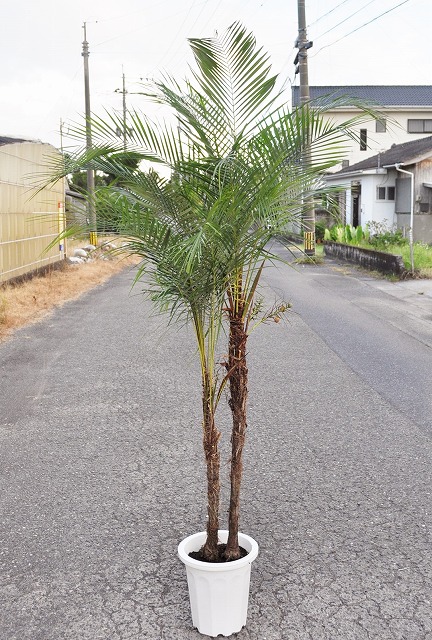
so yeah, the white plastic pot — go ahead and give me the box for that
[178,530,259,637]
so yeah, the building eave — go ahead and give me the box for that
[325,168,388,182]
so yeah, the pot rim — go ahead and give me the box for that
[178,529,259,572]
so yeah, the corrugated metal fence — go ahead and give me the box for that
[0,141,66,284]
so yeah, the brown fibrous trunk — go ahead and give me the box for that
[224,314,248,561]
[200,373,221,562]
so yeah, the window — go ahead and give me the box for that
[375,119,386,133]
[360,129,367,151]
[407,119,432,133]
[376,186,395,201]
[408,119,424,133]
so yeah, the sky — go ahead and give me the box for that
[1,0,431,151]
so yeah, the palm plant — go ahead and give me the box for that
[52,23,376,562]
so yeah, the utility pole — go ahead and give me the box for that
[295,0,315,256]
[115,69,128,150]
[82,23,97,246]
[59,118,64,155]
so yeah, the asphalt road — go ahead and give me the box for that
[267,244,432,435]
[0,256,431,639]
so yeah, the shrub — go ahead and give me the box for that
[315,221,326,242]
[367,220,408,248]
[325,221,408,249]
[356,225,364,244]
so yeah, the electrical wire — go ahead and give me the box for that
[84,1,169,27]
[156,0,202,69]
[154,0,256,82]
[307,0,356,28]
[312,0,411,55]
[313,0,379,41]
[186,0,213,35]
[92,7,186,50]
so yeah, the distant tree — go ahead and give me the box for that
[67,169,109,193]
[100,152,141,186]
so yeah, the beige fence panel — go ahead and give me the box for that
[0,140,66,284]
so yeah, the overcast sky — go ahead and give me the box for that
[1,0,431,150]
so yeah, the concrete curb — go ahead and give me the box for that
[324,241,406,276]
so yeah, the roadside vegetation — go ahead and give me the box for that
[324,220,432,276]
[292,243,325,264]
[0,253,137,343]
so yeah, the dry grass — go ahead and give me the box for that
[419,267,432,279]
[0,256,138,343]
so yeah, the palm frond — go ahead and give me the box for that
[43,21,383,400]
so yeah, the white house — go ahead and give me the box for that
[292,86,432,168]
[323,136,432,243]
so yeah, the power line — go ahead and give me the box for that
[312,0,412,55]
[91,0,195,52]
[314,0,379,41]
[156,0,201,69]
[186,0,212,34]
[85,1,169,27]
[307,0,355,28]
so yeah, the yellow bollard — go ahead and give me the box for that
[304,231,315,255]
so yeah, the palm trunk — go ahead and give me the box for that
[224,314,248,561]
[200,372,221,561]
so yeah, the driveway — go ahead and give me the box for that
[0,261,431,639]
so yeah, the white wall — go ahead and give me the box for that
[325,108,432,168]
[359,174,396,228]
[325,171,397,229]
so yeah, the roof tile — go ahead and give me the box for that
[292,86,432,107]
[333,135,432,173]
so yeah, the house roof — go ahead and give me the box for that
[0,136,32,146]
[332,135,432,175]
[292,86,432,107]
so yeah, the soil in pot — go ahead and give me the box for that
[189,543,248,563]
